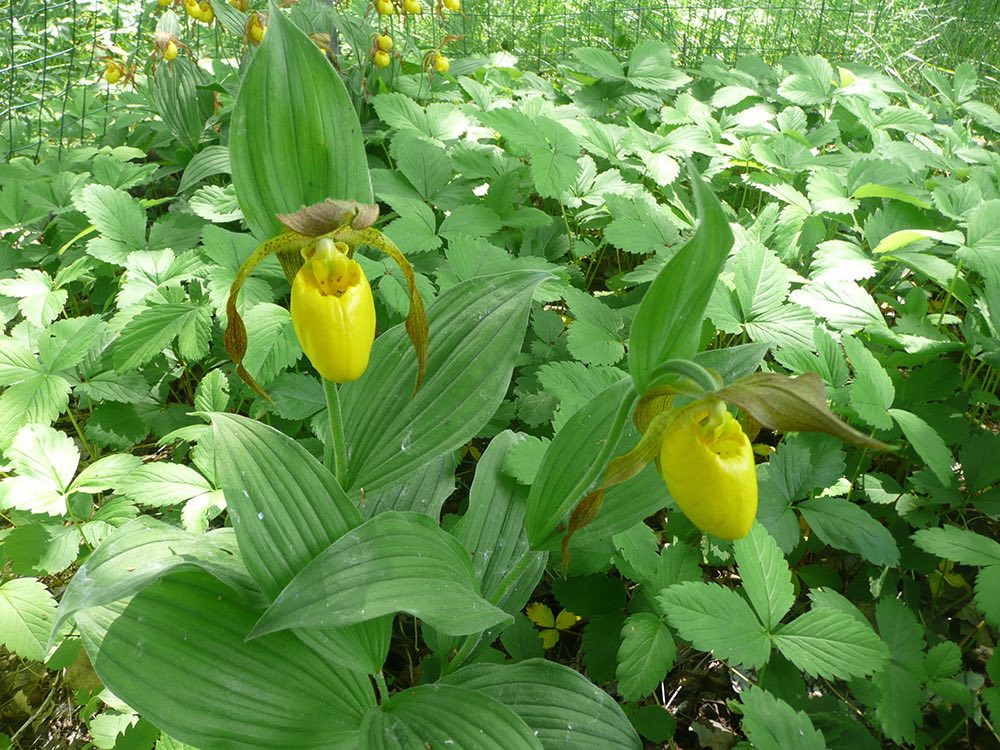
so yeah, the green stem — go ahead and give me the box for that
[66,407,97,462]
[936,257,964,329]
[323,379,348,487]
[559,200,575,257]
[374,671,389,704]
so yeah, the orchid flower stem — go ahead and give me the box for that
[374,671,389,704]
[323,379,348,487]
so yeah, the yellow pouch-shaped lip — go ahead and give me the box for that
[290,240,376,384]
[659,405,757,540]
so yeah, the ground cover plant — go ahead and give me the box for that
[1,1,1000,748]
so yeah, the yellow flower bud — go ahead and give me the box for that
[291,239,376,384]
[403,0,422,13]
[199,1,214,23]
[164,40,178,61]
[375,0,395,15]
[104,63,122,84]
[659,402,757,540]
[374,49,391,68]
[247,12,266,45]
[432,51,449,74]
[377,33,393,52]
[443,0,461,10]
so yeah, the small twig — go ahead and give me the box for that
[10,684,57,744]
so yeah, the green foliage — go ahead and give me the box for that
[1,7,999,749]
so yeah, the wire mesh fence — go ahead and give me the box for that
[443,0,1000,79]
[3,0,999,159]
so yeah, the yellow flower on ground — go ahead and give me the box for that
[659,401,757,540]
[290,238,376,384]
[526,602,581,649]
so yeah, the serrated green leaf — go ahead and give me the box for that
[807,169,859,215]
[0,373,71,451]
[502,434,550,486]
[873,663,923,744]
[113,302,205,371]
[659,581,770,668]
[74,183,147,253]
[529,118,581,200]
[438,205,502,240]
[241,302,300,386]
[84,403,150,451]
[616,613,676,701]
[564,287,625,366]
[5,523,80,576]
[975,566,1000,628]
[627,41,691,92]
[790,279,884,332]
[0,269,67,327]
[115,463,214,507]
[603,195,680,254]
[194,369,229,413]
[925,641,962,679]
[0,337,43,385]
[7,423,79,490]
[390,134,452,200]
[773,607,888,679]
[734,524,794,630]
[71,454,144,493]
[75,371,154,406]
[189,184,243,223]
[740,687,826,750]
[799,498,899,566]
[571,48,625,81]
[912,525,1000,566]
[843,336,894,430]
[268,373,326,421]
[38,316,103,372]
[0,578,57,662]
[581,612,626,682]
[889,408,954,486]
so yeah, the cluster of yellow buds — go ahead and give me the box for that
[184,0,214,24]
[373,32,393,68]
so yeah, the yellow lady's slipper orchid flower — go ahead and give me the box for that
[291,238,376,383]
[659,401,757,540]
[104,63,123,84]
